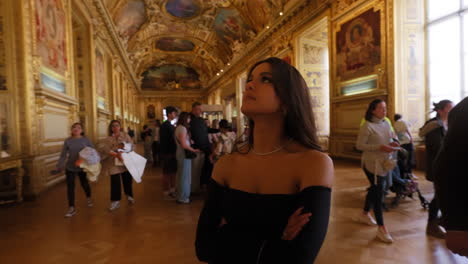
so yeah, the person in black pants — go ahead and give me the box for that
[419,99,453,238]
[190,102,210,192]
[355,99,398,243]
[434,96,468,256]
[56,122,94,218]
[100,120,135,211]
[160,106,178,199]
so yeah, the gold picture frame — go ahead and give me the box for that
[332,0,387,97]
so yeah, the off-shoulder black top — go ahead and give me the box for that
[195,179,331,264]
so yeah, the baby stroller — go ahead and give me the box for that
[388,148,429,209]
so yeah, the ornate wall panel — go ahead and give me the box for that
[393,0,425,140]
[329,0,394,158]
[97,114,110,139]
[13,0,140,197]
[296,16,330,150]
[0,3,6,91]
[330,96,387,159]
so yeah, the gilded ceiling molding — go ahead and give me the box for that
[206,0,331,94]
[331,0,368,20]
[92,0,140,90]
[140,90,204,98]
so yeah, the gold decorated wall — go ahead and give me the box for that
[0,0,431,198]
[206,0,416,159]
[1,0,141,198]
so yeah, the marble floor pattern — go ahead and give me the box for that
[1,157,467,264]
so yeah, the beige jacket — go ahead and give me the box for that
[99,132,133,175]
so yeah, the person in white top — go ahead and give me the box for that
[393,114,415,178]
[355,99,399,243]
[210,119,236,163]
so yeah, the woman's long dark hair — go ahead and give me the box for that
[177,112,191,128]
[108,120,122,136]
[365,99,384,122]
[243,57,321,151]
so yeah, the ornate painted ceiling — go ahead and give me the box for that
[104,0,289,91]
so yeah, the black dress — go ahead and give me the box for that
[195,179,331,264]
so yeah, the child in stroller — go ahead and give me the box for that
[387,147,429,209]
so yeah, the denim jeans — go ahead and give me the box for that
[176,157,192,202]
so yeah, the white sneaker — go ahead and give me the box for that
[377,227,394,243]
[87,198,94,207]
[109,201,120,211]
[176,199,190,204]
[65,207,76,218]
[355,212,377,226]
[127,196,135,204]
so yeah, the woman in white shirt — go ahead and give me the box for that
[355,99,400,243]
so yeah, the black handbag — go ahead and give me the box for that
[184,149,197,159]
[175,131,197,159]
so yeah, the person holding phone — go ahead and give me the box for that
[355,99,399,243]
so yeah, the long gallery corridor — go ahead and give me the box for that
[1,151,466,264]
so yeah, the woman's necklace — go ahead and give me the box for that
[251,139,291,156]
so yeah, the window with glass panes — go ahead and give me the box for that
[426,0,468,105]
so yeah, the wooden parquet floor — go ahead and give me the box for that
[1,157,467,264]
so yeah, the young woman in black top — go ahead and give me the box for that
[195,57,334,264]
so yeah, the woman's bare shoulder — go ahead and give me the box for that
[211,152,243,184]
[297,149,334,189]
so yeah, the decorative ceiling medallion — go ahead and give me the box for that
[165,0,201,19]
[156,37,195,52]
[141,64,201,90]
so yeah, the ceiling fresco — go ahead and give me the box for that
[156,37,195,52]
[165,0,201,18]
[141,64,201,90]
[108,0,289,91]
[114,0,148,43]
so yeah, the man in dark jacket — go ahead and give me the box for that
[160,106,178,200]
[434,97,468,256]
[419,100,453,238]
[190,102,209,193]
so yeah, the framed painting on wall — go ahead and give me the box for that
[95,49,107,110]
[35,0,68,89]
[333,2,386,96]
